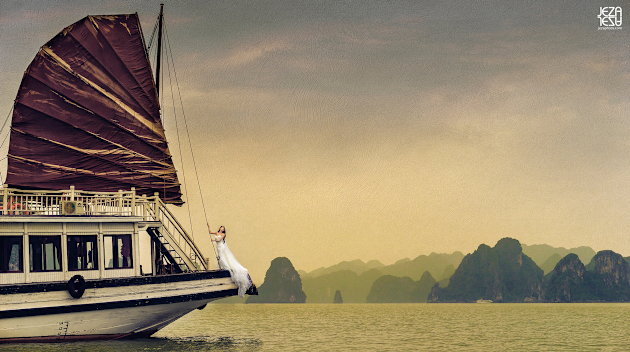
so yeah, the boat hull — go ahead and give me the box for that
[0,271,238,342]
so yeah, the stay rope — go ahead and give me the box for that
[164,29,193,239]
[0,106,14,184]
[162,20,220,263]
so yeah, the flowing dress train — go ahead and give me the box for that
[215,236,252,297]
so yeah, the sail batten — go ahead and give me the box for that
[39,46,167,142]
[9,129,179,180]
[6,14,183,204]
[64,20,162,128]
[8,156,181,198]
[11,123,175,171]
[14,76,164,155]
[14,79,169,160]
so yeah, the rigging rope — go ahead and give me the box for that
[0,106,14,184]
[146,12,160,53]
[164,28,193,241]
[0,106,14,149]
[163,19,220,262]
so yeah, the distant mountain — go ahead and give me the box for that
[430,238,544,303]
[545,251,630,302]
[436,264,456,288]
[367,276,416,303]
[379,252,464,281]
[305,259,385,278]
[302,269,382,303]
[522,244,596,268]
[410,271,439,302]
[440,264,456,279]
[246,257,306,303]
[539,253,563,275]
[366,271,437,303]
[394,258,411,265]
[304,252,462,283]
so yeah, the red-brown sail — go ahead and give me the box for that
[6,14,183,204]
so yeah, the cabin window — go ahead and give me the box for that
[67,235,98,270]
[104,234,132,269]
[29,236,62,272]
[1,236,23,273]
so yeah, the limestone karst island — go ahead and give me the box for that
[238,238,630,304]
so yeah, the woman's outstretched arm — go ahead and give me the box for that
[208,223,218,241]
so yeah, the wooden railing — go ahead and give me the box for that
[0,185,209,272]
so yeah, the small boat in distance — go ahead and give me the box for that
[0,5,256,343]
[476,299,493,303]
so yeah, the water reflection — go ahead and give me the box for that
[1,336,263,352]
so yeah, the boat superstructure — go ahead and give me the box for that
[0,7,254,343]
[0,187,243,342]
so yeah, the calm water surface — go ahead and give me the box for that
[4,303,630,351]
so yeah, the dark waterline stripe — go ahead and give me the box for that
[0,287,238,319]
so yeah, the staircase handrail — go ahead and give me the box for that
[144,195,208,271]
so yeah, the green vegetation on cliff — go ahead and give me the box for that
[545,250,630,302]
[544,253,595,302]
[430,238,543,303]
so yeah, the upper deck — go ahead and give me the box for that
[1,185,159,219]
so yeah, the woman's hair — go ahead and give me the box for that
[219,226,226,234]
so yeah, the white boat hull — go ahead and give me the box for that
[3,300,209,342]
[0,271,239,342]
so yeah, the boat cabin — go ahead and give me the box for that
[0,186,208,286]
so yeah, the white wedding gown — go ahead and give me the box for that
[215,236,252,297]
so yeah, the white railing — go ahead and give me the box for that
[0,185,208,272]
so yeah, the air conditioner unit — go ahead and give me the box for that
[61,201,84,215]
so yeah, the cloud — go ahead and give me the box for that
[219,40,290,67]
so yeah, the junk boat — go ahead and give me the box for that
[0,6,255,343]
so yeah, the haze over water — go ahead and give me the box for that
[4,303,629,351]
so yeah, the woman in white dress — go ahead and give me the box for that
[208,225,253,297]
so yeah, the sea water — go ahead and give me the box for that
[3,303,630,351]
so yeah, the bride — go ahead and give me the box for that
[208,225,253,297]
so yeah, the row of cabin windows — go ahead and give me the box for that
[0,235,132,273]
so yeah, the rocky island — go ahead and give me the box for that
[246,257,307,303]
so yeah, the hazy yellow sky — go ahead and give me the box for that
[1,0,629,282]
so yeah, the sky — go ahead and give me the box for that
[1,0,629,282]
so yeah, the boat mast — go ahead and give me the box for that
[155,3,164,98]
